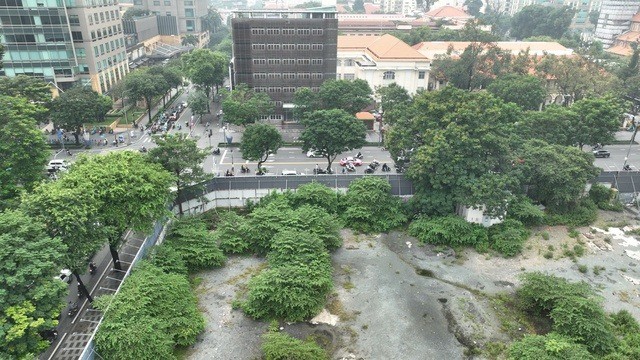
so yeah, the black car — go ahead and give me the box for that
[593,150,611,158]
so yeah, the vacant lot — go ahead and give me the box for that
[188,210,640,359]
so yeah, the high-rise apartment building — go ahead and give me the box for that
[0,0,129,94]
[132,0,207,34]
[230,8,338,121]
[594,0,640,47]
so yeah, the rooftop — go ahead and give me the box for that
[339,34,429,61]
[425,6,472,18]
[356,112,376,120]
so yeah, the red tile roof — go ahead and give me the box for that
[425,6,472,19]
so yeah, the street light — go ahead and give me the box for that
[121,90,132,145]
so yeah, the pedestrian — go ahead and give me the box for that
[206,121,210,128]
[190,115,194,123]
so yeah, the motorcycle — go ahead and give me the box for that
[346,163,356,172]
[365,165,376,174]
[77,283,84,298]
[213,148,221,155]
[370,160,380,169]
[355,152,363,160]
[67,301,79,317]
[139,146,148,153]
[89,261,97,275]
[314,167,329,175]
[624,164,632,171]
[592,143,603,150]
[381,163,391,172]
[240,165,250,174]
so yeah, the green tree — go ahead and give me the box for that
[589,10,600,26]
[293,182,339,214]
[376,83,411,125]
[62,152,174,271]
[187,90,209,119]
[571,96,624,148]
[299,109,367,171]
[517,105,578,146]
[0,75,52,111]
[464,0,482,16]
[508,333,594,360]
[386,87,521,215]
[619,45,639,81]
[240,124,283,174]
[0,95,49,209]
[181,34,199,46]
[514,140,599,211]
[122,7,150,19]
[201,7,223,34]
[125,69,167,121]
[50,86,113,143]
[487,74,546,110]
[182,49,227,111]
[511,5,575,40]
[343,177,407,233]
[147,65,182,107]
[164,216,225,271]
[317,79,372,114]
[221,83,274,126]
[432,43,510,90]
[148,133,211,215]
[293,87,320,120]
[353,0,364,12]
[0,209,67,359]
[94,262,205,359]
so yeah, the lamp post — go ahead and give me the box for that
[121,90,131,145]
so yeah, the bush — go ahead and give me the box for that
[290,205,342,250]
[247,201,297,255]
[267,231,332,274]
[545,199,598,227]
[294,182,339,214]
[241,264,333,321]
[246,190,295,213]
[507,196,545,226]
[610,310,640,335]
[343,177,407,233]
[488,219,530,257]
[589,183,623,212]
[215,211,251,254]
[262,326,328,360]
[94,263,205,359]
[516,272,593,316]
[507,333,594,360]
[409,215,488,247]
[148,245,188,276]
[165,216,226,271]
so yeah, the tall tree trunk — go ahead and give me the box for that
[109,244,122,271]
[177,179,183,215]
[73,271,93,303]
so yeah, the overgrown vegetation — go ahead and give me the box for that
[262,322,328,360]
[342,177,408,233]
[589,183,624,212]
[164,216,226,271]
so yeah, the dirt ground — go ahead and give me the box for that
[186,209,640,360]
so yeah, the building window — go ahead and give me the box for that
[266,28,280,35]
[297,73,310,79]
[297,44,310,50]
[69,14,79,25]
[311,87,320,92]
[297,59,310,65]
[166,11,171,16]
[297,29,310,35]
[344,59,354,66]
[164,0,170,5]
[311,59,323,65]
[88,15,93,25]
[253,73,267,80]
[282,44,295,50]
[282,59,295,65]
[91,31,96,40]
[94,46,99,56]
[268,87,281,93]
[133,0,142,4]
[185,8,194,17]
[282,28,295,35]
[383,71,395,80]
[251,28,265,35]
[418,71,425,79]
[344,74,355,80]
[312,29,323,35]
[311,73,323,79]
[252,44,265,50]
[184,0,193,4]
[283,87,296,93]
[268,73,281,79]
[311,44,323,51]
[254,87,267,92]
[186,19,195,31]
[99,12,104,22]
[253,59,266,65]
[283,73,295,80]
[274,101,283,107]
[267,44,280,50]
[267,59,280,65]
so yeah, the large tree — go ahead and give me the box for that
[432,43,510,90]
[50,86,112,143]
[299,109,367,172]
[0,95,49,210]
[570,96,624,149]
[0,209,67,359]
[221,83,274,126]
[125,69,166,121]
[148,133,210,215]
[385,87,522,215]
[487,74,547,111]
[187,90,209,120]
[376,83,411,114]
[511,5,575,40]
[62,152,174,270]
[182,49,227,111]
[147,65,183,107]
[240,123,283,175]
[517,105,578,147]
[317,79,373,114]
[0,75,52,115]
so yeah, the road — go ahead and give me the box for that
[592,144,640,171]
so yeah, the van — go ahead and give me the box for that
[47,159,68,172]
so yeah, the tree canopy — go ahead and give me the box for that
[511,5,575,40]
[50,86,112,143]
[487,74,546,110]
[182,49,227,111]
[240,123,283,174]
[299,109,367,171]
[125,69,167,120]
[294,79,373,118]
[221,83,274,126]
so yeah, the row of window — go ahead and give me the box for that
[93,37,124,57]
[251,43,323,51]
[95,50,125,71]
[90,23,122,41]
[252,58,323,66]
[259,115,283,121]
[251,28,324,36]
[255,86,320,94]
[86,9,119,26]
[252,73,324,80]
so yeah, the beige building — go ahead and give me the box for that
[412,41,574,58]
[133,0,208,34]
[337,34,431,97]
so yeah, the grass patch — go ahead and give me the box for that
[593,265,606,275]
[343,281,355,291]
[540,231,550,240]
[578,264,588,274]
[490,293,535,340]
[543,251,554,259]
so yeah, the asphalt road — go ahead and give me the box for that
[591,144,640,171]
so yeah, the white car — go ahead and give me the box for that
[306,150,325,158]
[56,269,73,284]
[47,160,68,173]
[281,169,297,176]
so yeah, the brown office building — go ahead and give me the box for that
[230,8,338,121]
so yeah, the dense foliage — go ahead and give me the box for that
[293,182,339,214]
[240,123,283,174]
[510,5,575,40]
[214,210,251,254]
[262,325,328,360]
[164,216,226,271]
[343,177,407,233]
[508,333,594,360]
[409,215,487,247]
[94,263,205,360]
[486,219,530,257]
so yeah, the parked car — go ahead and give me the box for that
[56,269,73,284]
[339,157,363,166]
[281,169,297,175]
[306,149,325,158]
[47,160,68,173]
[593,149,611,158]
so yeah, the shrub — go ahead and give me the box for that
[262,326,328,360]
[165,217,226,271]
[573,244,585,257]
[343,177,407,233]
[578,264,588,273]
[247,201,297,255]
[267,231,332,274]
[409,215,488,247]
[241,264,333,321]
[516,272,593,316]
[294,182,339,214]
[545,199,598,227]
[94,263,205,359]
[290,205,342,250]
[246,190,295,213]
[148,245,188,276]
[507,196,545,226]
[507,333,594,360]
[488,219,530,257]
[610,310,640,335]
[215,211,251,254]
[589,183,623,212]
[541,231,550,240]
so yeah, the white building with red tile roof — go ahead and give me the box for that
[337,34,431,96]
